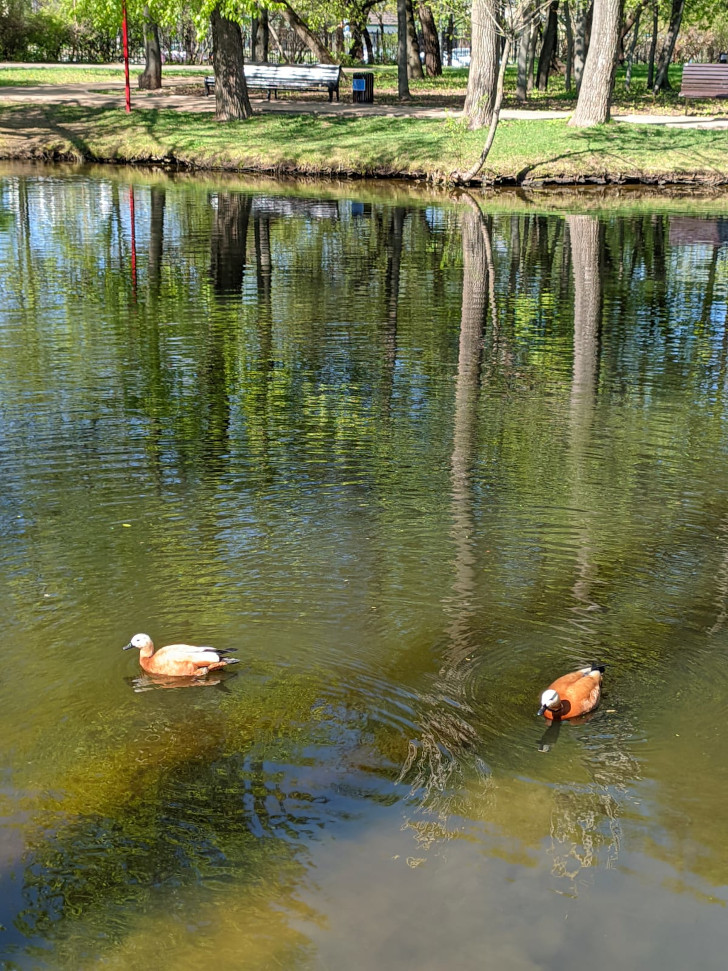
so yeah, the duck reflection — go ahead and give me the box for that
[125,671,237,692]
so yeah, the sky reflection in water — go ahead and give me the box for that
[1,165,728,969]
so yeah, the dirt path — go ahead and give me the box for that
[2,74,728,128]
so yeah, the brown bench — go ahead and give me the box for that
[679,63,728,99]
[204,63,342,102]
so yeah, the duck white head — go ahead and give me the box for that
[123,633,154,654]
[538,689,560,716]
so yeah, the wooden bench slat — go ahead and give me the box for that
[204,63,342,102]
[680,64,728,98]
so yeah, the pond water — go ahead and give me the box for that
[1,163,728,970]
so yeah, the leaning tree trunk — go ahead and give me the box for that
[537,0,559,91]
[397,0,411,97]
[419,3,442,76]
[138,7,162,90]
[211,8,253,121]
[573,0,592,92]
[444,14,454,65]
[563,0,574,91]
[653,0,686,93]
[647,0,658,89]
[268,20,289,62]
[464,0,499,129]
[405,0,424,78]
[569,0,621,126]
[363,27,374,63]
[456,34,511,182]
[624,8,640,90]
[280,1,335,63]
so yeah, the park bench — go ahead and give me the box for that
[204,63,342,102]
[679,63,728,99]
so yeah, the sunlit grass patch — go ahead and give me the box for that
[2,102,728,184]
[0,65,208,87]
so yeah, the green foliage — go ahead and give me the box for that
[0,0,73,60]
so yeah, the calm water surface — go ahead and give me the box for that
[1,164,728,970]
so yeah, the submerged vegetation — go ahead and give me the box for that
[2,164,728,965]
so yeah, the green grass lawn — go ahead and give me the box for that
[342,63,716,115]
[1,61,724,116]
[2,102,727,184]
[0,65,208,87]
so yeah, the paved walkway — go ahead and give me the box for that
[2,70,728,129]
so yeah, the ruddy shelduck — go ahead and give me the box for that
[538,663,605,720]
[123,633,239,677]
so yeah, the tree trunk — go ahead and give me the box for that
[280,1,335,63]
[647,0,658,89]
[211,8,253,121]
[537,1,559,91]
[251,7,268,62]
[333,25,345,55]
[457,35,511,181]
[349,26,364,60]
[516,16,533,101]
[268,20,289,62]
[653,0,685,93]
[419,4,442,76]
[563,0,574,91]
[624,8,640,90]
[397,0,411,97]
[138,8,162,90]
[515,0,538,101]
[182,20,197,64]
[573,0,592,92]
[569,0,620,126]
[620,0,646,48]
[363,27,374,63]
[444,14,454,66]
[526,20,538,92]
[464,0,499,129]
[405,0,424,78]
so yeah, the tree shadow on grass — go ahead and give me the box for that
[0,104,94,159]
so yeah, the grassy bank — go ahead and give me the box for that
[1,102,728,185]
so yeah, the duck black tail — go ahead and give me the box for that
[590,662,606,673]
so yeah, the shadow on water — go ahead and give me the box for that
[124,671,239,692]
[2,166,728,968]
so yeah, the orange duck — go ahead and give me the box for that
[123,633,239,677]
[538,663,605,720]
